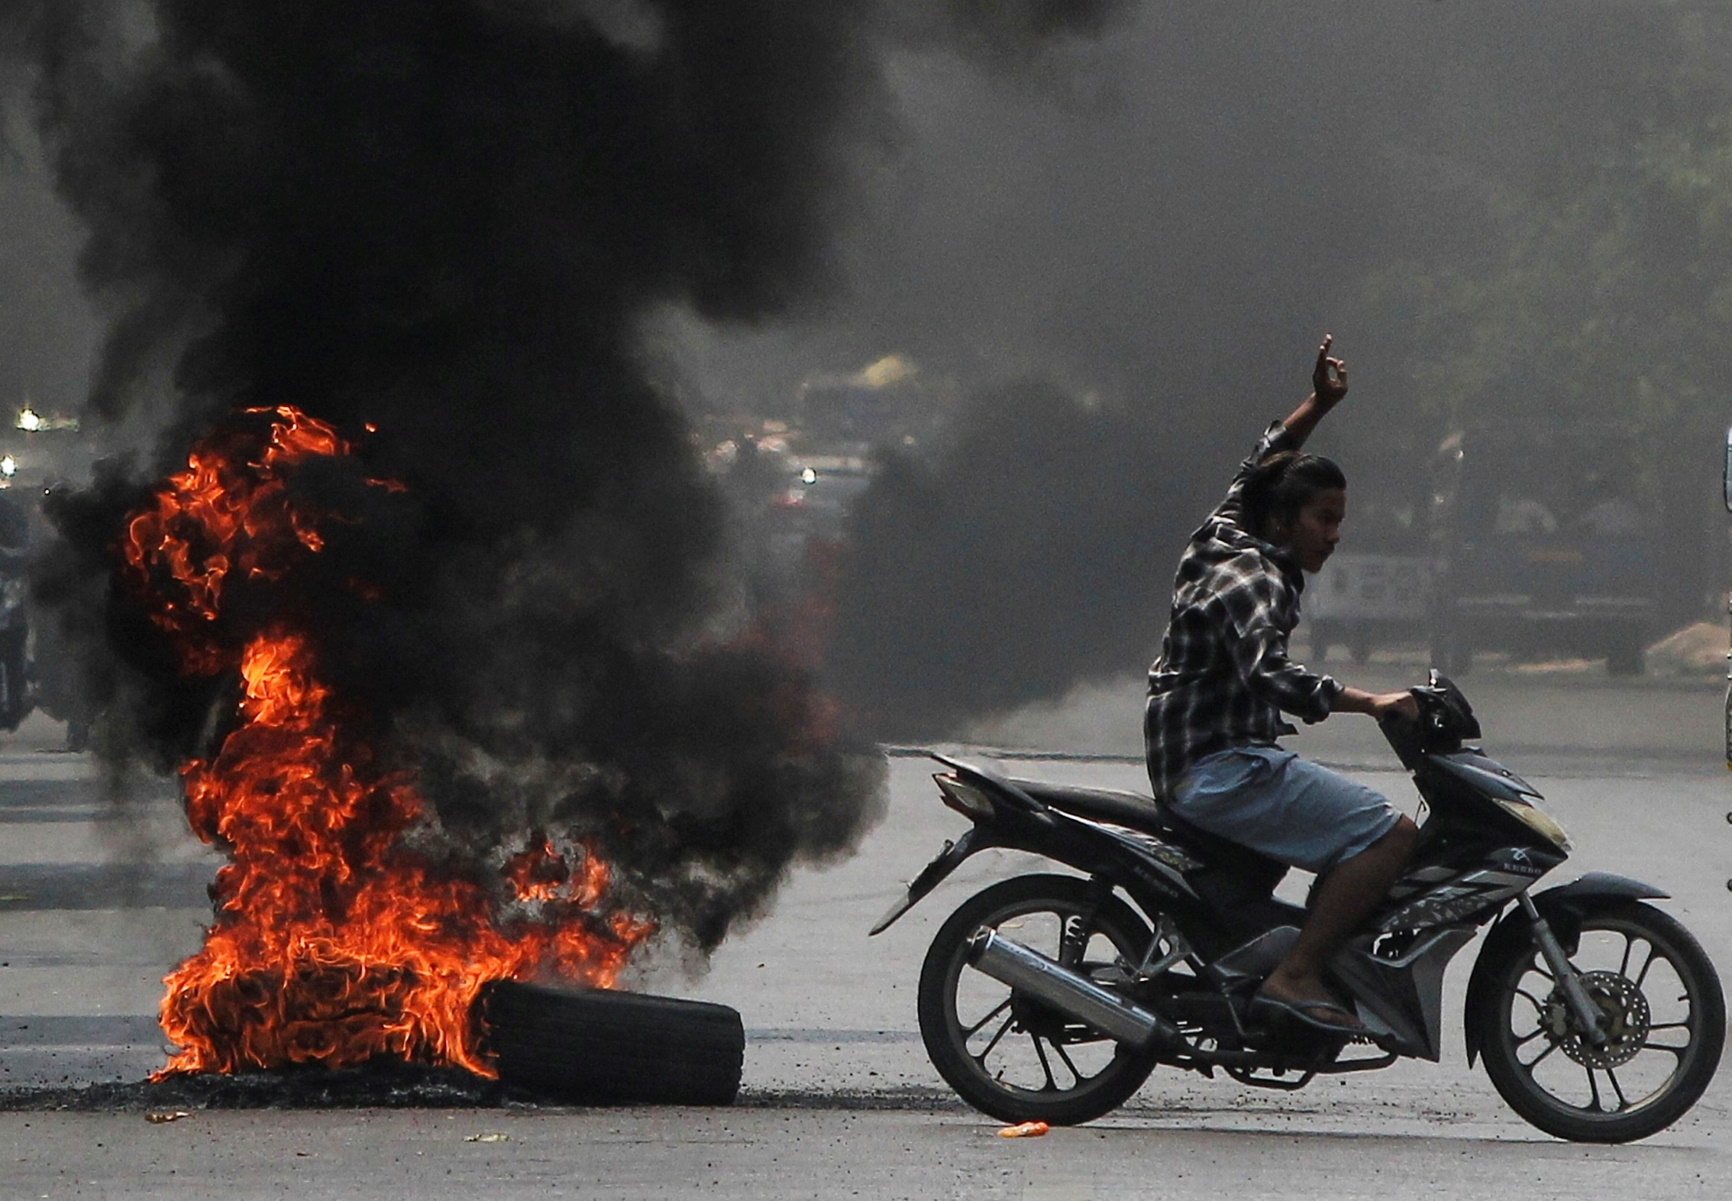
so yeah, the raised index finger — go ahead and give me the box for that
[1315,333,1334,368]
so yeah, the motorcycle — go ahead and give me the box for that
[869,672,1724,1142]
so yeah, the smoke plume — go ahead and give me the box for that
[0,0,1121,957]
[825,377,1177,738]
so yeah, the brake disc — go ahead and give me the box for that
[1540,970,1651,1069]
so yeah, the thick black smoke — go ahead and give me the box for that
[825,378,1177,738]
[1,0,1128,955]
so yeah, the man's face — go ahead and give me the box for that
[1281,487,1346,573]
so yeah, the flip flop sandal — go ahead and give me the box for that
[1249,994,1365,1036]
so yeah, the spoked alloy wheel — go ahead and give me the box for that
[917,874,1160,1125]
[1474,901,1725,1142]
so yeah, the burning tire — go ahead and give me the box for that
[481,981,744,1106]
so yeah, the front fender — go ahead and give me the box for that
[1462,873,1670,1067]
[1532,871,1669,920]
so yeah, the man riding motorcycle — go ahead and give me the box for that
[1145,335,1419,1035]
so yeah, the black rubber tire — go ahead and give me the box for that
[1311,622,1333,664]
[917,874,1159,1126]
[481,981,744,1106]
[1472,901,1724,1142]
[1431,632,1472,677]
[1349,630,1373,665]
[0,629,27,732]
[1428,616,1470,677]
[1605,639,1646,677]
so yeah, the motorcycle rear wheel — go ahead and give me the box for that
[1473,900,1724,1142]
[917,874,1159,1125]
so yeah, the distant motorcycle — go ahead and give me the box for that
[870,672,1724,1142]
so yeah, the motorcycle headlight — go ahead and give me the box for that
[1495,797,1572,852]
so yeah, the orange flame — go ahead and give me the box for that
[123,407,650,1078]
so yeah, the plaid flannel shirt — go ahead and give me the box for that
[1145,421,1342,797]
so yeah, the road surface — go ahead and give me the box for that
[3,665,1730,1198]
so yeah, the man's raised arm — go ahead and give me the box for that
[1280,333,1349,448]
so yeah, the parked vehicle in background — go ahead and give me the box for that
[1427,428,1657,676]
[1307,552,1430,664]
[1304,498,1429,664]
[774,452,874,546]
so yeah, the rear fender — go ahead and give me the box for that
[868,824,994,936]
[871,761,1190,934]
[1462,872,1669,1066]
[928,752,1204,899]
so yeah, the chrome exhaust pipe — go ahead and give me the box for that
[965,928,1179,1051]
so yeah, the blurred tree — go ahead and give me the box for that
[1364,0,1732,628]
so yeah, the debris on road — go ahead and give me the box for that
[145,1111,191,1124]
[996,1121,1049,1138]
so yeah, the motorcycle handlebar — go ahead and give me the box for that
[1378,672,1481,768]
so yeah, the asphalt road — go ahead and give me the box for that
[2,667,1730,1199]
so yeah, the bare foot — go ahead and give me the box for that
[1255,972,1365,1032]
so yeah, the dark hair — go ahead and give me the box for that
[1243,451,1346,538]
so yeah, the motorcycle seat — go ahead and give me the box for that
[1010,779,1167,832]
[1012,777,1287,884]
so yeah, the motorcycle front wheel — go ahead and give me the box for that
[917,873,1159,1125]
[1473,900,1725,1142]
